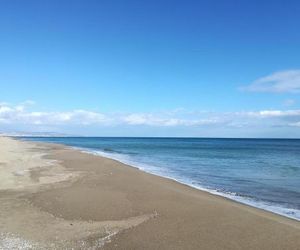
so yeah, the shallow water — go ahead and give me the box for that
[23,137,300,220]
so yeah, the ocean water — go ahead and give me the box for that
[22,137,300,221]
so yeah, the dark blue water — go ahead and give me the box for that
[22,137,300,220]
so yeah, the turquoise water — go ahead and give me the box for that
[23,137,300,220]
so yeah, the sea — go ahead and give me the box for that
[22,137,300,221]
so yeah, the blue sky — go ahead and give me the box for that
[1,0,300,137]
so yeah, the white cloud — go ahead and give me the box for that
[242,109,300,118]
[0,103,109,126]
[0,102,226,128]
[242,69,300,93]
[122,114,221,127]
[1,102,300,134]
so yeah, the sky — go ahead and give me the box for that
[1,0,300,137]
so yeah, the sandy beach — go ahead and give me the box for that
[0,136,299,249]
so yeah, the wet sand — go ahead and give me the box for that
[0,137,299,249]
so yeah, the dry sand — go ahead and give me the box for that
[0,136,299,249]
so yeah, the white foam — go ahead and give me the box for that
[76,147,300,222]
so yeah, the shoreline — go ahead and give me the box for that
[29,139,300,227]
[75,146,300,222]
[1,137,299,249]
